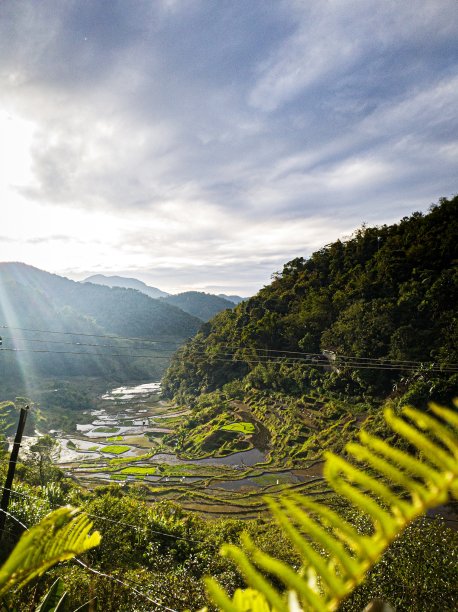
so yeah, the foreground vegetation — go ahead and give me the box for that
[0,401,457,610]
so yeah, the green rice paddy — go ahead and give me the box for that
[220,421,255,434]
[120,466,157,475]
[100,445,130,454]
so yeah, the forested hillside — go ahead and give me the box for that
[0,264,202,384]
[162,291,235,321]
[163,196,458,405]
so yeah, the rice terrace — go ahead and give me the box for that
[25,381,326,519]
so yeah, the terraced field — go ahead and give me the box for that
[20,381,328,518]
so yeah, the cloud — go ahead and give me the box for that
[0,0,457,293]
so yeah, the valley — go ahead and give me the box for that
[21,380,328,519]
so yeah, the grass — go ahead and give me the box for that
[100,445,131,454]
[92,426,119,433]
[220,422,255,434]
[107,435,123,442]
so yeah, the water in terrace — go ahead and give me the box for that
[38,381,304,498]
[75,381,170,438]
[149,448,265,467]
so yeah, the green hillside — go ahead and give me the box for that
[162,291,235,321]
[0,264,202,385]
[1,200,457,611]
[163,196,458,404]
[161,197,458,463]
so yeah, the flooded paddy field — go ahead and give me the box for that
[20,380,325,518]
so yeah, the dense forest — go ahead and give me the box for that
[159,197,458,476]
[163,196,458,405]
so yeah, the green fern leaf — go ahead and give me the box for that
[206,402,458,611]
[0,507,101,597]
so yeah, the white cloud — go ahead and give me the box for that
[0,0,457,294]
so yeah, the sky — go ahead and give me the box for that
[0,1,457,296]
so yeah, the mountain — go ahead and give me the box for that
[163,196,458,404]
[83,275,245,314]
[83,274,169,298]
[0,263,202,384]
[217,294,246,304]
[161,291,235,321]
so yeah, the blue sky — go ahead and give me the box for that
[0,0,457,294]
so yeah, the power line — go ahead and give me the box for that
[1,345,457,373]
[0,347,171,360]
[0,507,29,531]
[207,345,458,369]
[0,325,458,368]
[0,325,184,345]
[1,335,180,352]
[74,558,178,611]
[1,486,210,545]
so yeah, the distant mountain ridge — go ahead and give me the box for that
[217,294,246,305]
[83,274,169,298]
[82,275,246,320]
[161,291,235,322]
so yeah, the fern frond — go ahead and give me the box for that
[0,507,101,597]
[206,402,458,611]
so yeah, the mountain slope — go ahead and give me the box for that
[161,291,235,321]
[162,196,458,403]
[0,263,202,383]
[1,264,200,338]
[83,274,169,298]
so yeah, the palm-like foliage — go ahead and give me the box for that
[206,402,458,611]
[0,507,101,597]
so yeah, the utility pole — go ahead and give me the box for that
[0,405,29,542]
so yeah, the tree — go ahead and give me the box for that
[29,435,61,486]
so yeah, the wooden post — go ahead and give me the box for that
[0,405,29,542]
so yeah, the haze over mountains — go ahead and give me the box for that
[161,292,235,322]
[82,274,245,321]
[84,275,169,299]
[0,263,203,383]
[0,263,245,384]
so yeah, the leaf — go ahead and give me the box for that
[0,507,101,597]
[205,402,458,611]
[35,578,67,612]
